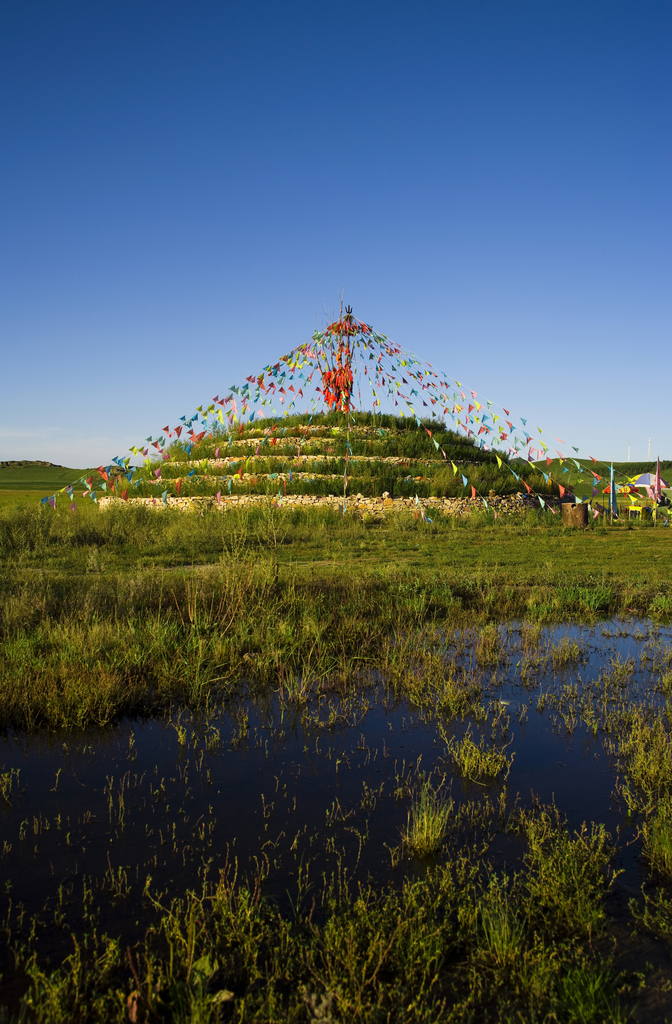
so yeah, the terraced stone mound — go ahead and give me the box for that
[100,412,560,511]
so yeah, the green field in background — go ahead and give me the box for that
[0,464,89,507]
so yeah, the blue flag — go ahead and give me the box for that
[610,464,619,517]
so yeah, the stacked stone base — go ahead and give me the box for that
[99,492,557,517]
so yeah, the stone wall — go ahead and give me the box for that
[99,491,557,517]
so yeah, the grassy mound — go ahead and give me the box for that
[121,412,559,502]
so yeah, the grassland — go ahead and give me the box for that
[2,590,672,1021]
[1,429,671,1022]
[0,462,88,508]
[0,500,670,733]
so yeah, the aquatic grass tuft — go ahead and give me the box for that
[630,887,672,938]
[0,767,19,804]
[642,797,672,879]
[402,780,453,856]
[618,712,672,814]
[478,880,526,969]
[550,635,584,667]
[556,963,629,1024]
[524,810,614,939]
[475,623,502,666]
[443,726,514,782]
[650,594,672,620]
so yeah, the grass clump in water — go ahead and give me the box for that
[556,963,629,1024]
[524,809,614,939]
[478,878,526,970]
[617,712,672,815]
[642,797,672,879]
[443,726,514,782]
[402,780,453,856]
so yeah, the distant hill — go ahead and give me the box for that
[0,463,89,492]
[0,460,65,469]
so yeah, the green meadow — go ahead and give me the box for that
[0,498,670,731]
[0,462,88,508]
[1,432,671,1022]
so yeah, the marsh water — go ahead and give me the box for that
[1,617,669,978]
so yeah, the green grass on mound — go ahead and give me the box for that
[109,413,562,503]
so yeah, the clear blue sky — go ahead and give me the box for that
[2,0,670,467]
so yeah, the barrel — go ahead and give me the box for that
[561,501,575,527]
[571,503,588,527]
[562,500,588,527]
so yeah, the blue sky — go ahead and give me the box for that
[2,0,670,467]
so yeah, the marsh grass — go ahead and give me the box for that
[3,798,628,1023]
[617,713,672,814]
[399,660,484,719]
[0,766,19,804]
[630,887,672,939]
[642,798,672,879]
[0,500,668,737]
[0,613,664,1019]
[524,810,614,939]
[650,594,672,619]
[1,526,656,734]
[556,964,629,1024]
[1,496,672,1016]
[475,622,502,666]
[443,726,514,782]
[478,879,526,969]
[401,780,453,856]
[550,635,584,667]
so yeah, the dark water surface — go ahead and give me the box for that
[1,618,670,978]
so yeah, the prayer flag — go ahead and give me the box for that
[610,465,618,517]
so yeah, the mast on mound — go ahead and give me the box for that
[315,305,372,508]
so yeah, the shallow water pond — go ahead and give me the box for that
[1,618,672,1014]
